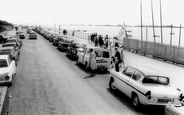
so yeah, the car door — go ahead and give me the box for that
[126,69,143,97]
[116,67,134,96]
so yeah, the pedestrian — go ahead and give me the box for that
[89,48,97,76]
[119,50,124,68]
[114,47,121,72]
[104,35,109,48]
[94,35,98,47]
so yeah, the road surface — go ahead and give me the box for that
[8,30,170,115]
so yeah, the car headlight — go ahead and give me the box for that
[146,90,151,99]
[5,75,9,80]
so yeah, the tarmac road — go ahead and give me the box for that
[8,31,165,115]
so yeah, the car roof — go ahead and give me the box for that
[3,42,16,45]
[0,47,14,50]
[0,55,9,59]
[130,65,167,77]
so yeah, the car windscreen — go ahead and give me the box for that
[0,59,8,67]
[142,76,169,85]
[94,50,110,58]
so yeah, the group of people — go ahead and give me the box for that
[88,33,110,48]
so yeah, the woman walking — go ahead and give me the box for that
[89,48,97,76]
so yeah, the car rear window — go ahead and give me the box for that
[0,59,8,67]
[94,50,110,58]
[142,76,169,85]
[102,51,110,58]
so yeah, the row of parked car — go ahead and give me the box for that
[33,27,184,115]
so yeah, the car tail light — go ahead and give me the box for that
[5,75,9,80]
[146,90,151,99]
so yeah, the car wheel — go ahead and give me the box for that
[7,82,12,87]
[132,94,140,107]
[109,78,116,90]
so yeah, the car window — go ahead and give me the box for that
[142,76,169,85]
[95,50,101,57]
[132,70,142,81]
[8,56,11,64]
[0,59,8,67]
[123,67,134,77]
[102,51,110,58]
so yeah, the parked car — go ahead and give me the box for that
[2,42,20,55]
[109,65,182,107]
[165,103,184,115]
[53,35,64,46]
[58,37,74,51]
[66,42,86,60]
[5,38,22,48]
[0,47,19,66]
[0,34,8,43]
[49,33,59,42]
[0,55,16,87]
[27,29,32,34]
[16,31,25,39]
[76,46,111,71]
[29,31,37,39]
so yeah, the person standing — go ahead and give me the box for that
[120,50,124,68]
[89,48,97,76]
[114,47,121,72]
[104,35,109,48]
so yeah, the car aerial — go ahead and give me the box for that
[66,42,86,60]
[108,65,182,107]
[16,31,25,39]
[0,47,19,66]
[53,35,64,46]
[29,31,37,39]
[76,46,111,71]
[0,34,8,43]
[0,55,16,87]
[58,37,74,51]
[2,42,20,55]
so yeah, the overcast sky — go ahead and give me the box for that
[1,0,184,26]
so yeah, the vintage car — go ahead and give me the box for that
[27,29,32,34]
[29,31,37,39]
[53,35,65,46]
[16,31,25,39]
[48,31,59,42]
[0,34,8,43]
[0,55,16,86]
[0,47,19,66]
[5,38,22,48]
[165,102,184,115]
[109,65,182,107]
[76,46,111,71]
[66,42,86,60]
[2,42,20,55]
[58,37,74,51]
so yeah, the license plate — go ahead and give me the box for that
[158,99,171,103]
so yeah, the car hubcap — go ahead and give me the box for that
[110,81,116,90]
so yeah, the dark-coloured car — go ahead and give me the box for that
[58,37,74,51]
[5,38,22,48]
[0,47,19,66]
[66,42,86,60]
[16,31,25,39]
[49,33,59,42]
[53,35,65,46]
[0,35,8,43]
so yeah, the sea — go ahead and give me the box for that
[42,25,184,47]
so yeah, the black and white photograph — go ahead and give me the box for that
[0,0,184,115]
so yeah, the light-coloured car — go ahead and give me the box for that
[0,55,16,87]
[29,31,37,39]
[165,102,184,115]
[76,46,111,71]
[109,65,182,107]
[2,42,20,55]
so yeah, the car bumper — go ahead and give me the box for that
[0,78,12,86]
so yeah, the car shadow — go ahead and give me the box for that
[107,88,165,115]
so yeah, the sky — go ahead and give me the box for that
[1,0,184,26]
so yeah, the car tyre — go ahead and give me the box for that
[132,94,140,107]
[109,78,116,91]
